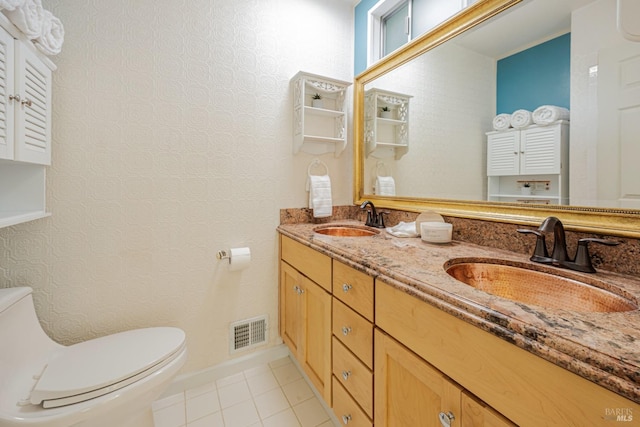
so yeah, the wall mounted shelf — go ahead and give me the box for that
[291,71,351,157]
[364,88,411,159]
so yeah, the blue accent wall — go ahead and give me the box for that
[354,0,378,76]
[496,33,571,114]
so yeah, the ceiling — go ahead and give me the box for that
[455,0,596,59]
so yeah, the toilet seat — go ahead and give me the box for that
[29,327,186,409]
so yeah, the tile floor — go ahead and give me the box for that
[152,356,337,427]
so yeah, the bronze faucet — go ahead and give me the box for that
[360,200,387,228]
[518,216,619,273]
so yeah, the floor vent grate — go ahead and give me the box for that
[230,315,268,353]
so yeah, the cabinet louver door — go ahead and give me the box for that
[487,131,519,176]
[14,43,51,165]
[0,26,14,160]
[520,126,561,175]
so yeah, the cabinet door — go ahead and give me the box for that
[520,125,561,175]
[0,26,15,160]
[280,261,302,355]
[461,392,516,427]
[14,43,52,165]
[487,131,520,176]
[300,275,332,404]
[375,330,462,427]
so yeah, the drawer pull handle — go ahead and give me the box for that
[438,411,455,427]
[342,326,352,336]
[342,283,352,292]
[342,414,352,424]
[341,370,351,381]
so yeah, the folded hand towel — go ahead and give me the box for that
[34,9,64,55]
[532,105,570,125]
[510,109,533,129]
[5,0,44,39]
[386,221,419,238]
[375,175,396,196]
[0,0,26,11]
[492,113,511,131]
[308,175,332,218]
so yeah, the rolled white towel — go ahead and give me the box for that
[34,9,64,55]
[5,0,44,39]
[510,109,533,129]
[532,105,570,125]
[492,113,511,131]
[375,175,396,196]
[0,0,26,11]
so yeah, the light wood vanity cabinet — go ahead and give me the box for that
[376,279,640,426]
[331,260,375,425]
[375,328,515,427]
[279,234,639,426]
[279,236,332,403]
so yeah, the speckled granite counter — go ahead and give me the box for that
[278,220,640,404]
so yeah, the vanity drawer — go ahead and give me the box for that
[332,377,373,427]
[333,260,374,321]
[332,337,373,417]
[281,235,331,291]
[333,298,373,368]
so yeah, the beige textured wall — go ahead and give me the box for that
[0,0,354,373]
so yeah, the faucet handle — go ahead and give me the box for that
[568,238,620,273]
[377,211,389,228]
[517,229,551,262]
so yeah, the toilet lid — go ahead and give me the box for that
[30,327,186,408]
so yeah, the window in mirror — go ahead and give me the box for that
[382,1,410,57]
[362,0,482,71]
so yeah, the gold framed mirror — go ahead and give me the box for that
[353,0,640,238]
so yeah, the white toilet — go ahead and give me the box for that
[0,287,187,427]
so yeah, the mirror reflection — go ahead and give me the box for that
[361,0,640,210]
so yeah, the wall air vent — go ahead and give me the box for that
[230,315,268,354]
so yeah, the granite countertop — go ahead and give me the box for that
[278,221,640,404]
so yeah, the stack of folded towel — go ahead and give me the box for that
[0,0,64,56]
[308,175,333,218]
[375,175,396,196]
[492,105,570,131]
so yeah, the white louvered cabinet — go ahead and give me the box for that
[486,121,569,205]
[0,17,56,228]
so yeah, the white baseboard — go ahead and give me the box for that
[159,344,290,398]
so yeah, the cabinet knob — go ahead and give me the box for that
[292,285,304,295]
[438,411,455,427]
[342,283,352,293]
[341,370,351,381]
[342,414,352,424]
[21,98,32,107]
[9,94,20,102]
[341,326,352,336]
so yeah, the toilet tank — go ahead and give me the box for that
[0,287,61,367]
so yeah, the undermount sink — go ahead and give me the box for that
[445,259,637,313]
[313,224,380,237]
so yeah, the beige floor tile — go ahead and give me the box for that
[281,378,314,406]
[262,408,302,427]
[292,397,330,427]
[272,362,303,386]
[222,399,260,427]
[253,387,291,420]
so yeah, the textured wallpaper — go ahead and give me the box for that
[0,0,354,373]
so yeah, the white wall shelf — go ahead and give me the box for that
[291,71,351,157]
[487,121,569,205]
[364,88,411,159]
